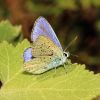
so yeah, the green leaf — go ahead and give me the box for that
[56,0,77,10]
[80,0,92,8]
[0,20,21,42]
[26,1,62,15]
[92,0,100,7]
[0,40,100,100]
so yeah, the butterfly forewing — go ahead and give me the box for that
[31,17,63,50]
[31,36,63,57]
[23,48,33,62]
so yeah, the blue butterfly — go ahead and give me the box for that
[23,17,70,74]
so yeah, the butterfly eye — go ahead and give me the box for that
[63,52,70,58]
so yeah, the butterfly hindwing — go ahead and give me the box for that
[24,56,54,74]
[23,48,33,62]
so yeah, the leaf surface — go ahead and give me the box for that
[0,40,100,100]
[0,20,21,42]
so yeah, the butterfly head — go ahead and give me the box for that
[63,51,70,58]
[60,51,70,65]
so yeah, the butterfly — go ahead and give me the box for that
[23,17,70,74]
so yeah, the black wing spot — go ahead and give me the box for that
[31,56,35,59]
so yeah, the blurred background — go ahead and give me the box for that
[0,0,100,99]
[0,0,100,74]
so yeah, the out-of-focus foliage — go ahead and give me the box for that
[26,0,100,14]
[56,0,77,9]
[25,0,62,15]
[95,20,100,34]
[0,0,9,19]
[0,20,22,44]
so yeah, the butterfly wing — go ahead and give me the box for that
[23,48,33,62]
[31,17,63,50]
[23,36,53,63]
[24,36,64,74]
[24,17,65,74]
[24,56,54,74]
[31,36,62,57]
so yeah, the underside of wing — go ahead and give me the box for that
[23,48,33,62]
[24,55,63,74]
[31,36,63,57]
[31,17,62,50]
[24,56,53,74]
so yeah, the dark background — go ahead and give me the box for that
[0,1,100,98]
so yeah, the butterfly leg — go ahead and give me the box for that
[52,66,57,77]
[54,67,57,74]
[63,64,67,74]
[63,61,74,74]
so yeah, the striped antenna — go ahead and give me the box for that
[64,36,78,52]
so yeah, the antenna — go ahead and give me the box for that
[70,53,78,58]
[64,36,78,52]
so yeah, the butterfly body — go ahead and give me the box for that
[23,17,69,74]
